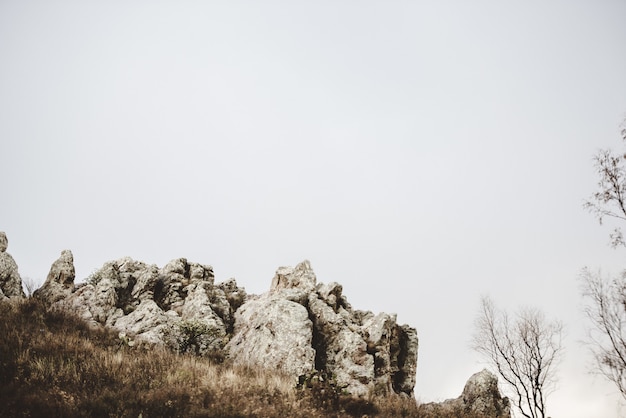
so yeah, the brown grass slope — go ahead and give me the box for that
[0,298,479,418]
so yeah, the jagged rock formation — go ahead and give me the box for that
[0,232,25,300]
[34,250,75,303]
[41,254,418,397]
[226,260,419,397]
[422,369,510,417]
[54,257,245,348]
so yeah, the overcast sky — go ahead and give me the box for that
[2,1,626,416]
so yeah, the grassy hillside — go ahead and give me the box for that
[0,298,478,418]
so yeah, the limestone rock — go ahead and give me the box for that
[422,369,510,417]
[270,260,317,293]
[213,278,247,332]
[57,284,100,328]
[52,256,241,358]
[316,281,351,312]
[46,254,418,399]
[181,281,227,341]
[0,232,25,300]
[363,312,397,393]
[226,294,316,379]
[308,291,375,396]
[216,278,247,312]
[229,260,418,397]
[157,258,214,313]
[113,299,176,344]
[392,324,419,394]
[34,250,75,304]
[461,369,511,417]
[0,231,7,253]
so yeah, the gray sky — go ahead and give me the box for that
[2,1,626,416]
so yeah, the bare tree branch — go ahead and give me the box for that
[580,268,626,399]
[472,296,563,418]
[582,117,626,401]
[22,276,39,298]
[584,119,626,248]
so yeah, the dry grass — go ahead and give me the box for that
[0,298,476,418]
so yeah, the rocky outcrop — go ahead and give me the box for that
[34,250,75,303]
[422,369,510,417]
[42,254,418,398]
[0,232,25,300]
[53,256,246,350]
[227,260,419,397]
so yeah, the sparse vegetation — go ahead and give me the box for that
[161,319,226,361]
[0,297,483,417]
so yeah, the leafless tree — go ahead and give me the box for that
[581,117,626,399]
[472,296,564,418]
[580,268,626,399]
[584,118,626,248]
[22,276,39,298]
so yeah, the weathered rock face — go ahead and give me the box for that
[228,260,419,397]
[0,232,25,300]
[0,231,7,253]
[43,254,418,398]
[422,369,510,417]
[34,250,75,303]
[461,369,511,417]
[226,294,316,379]
[52,256,247,350]
[270,260,317,293]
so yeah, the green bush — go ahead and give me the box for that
[161,320,225,360]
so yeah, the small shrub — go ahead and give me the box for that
[298,371,343,411]
[341,396,379,416]
[86,269,103,286]
[161,320,226,360]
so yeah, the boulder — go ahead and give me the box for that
[0,232,25,300]
[461,369,511,417]
[226,294,316,379]
[422,369,510,417]
[34,250,75,304]
[113,299,176,344]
